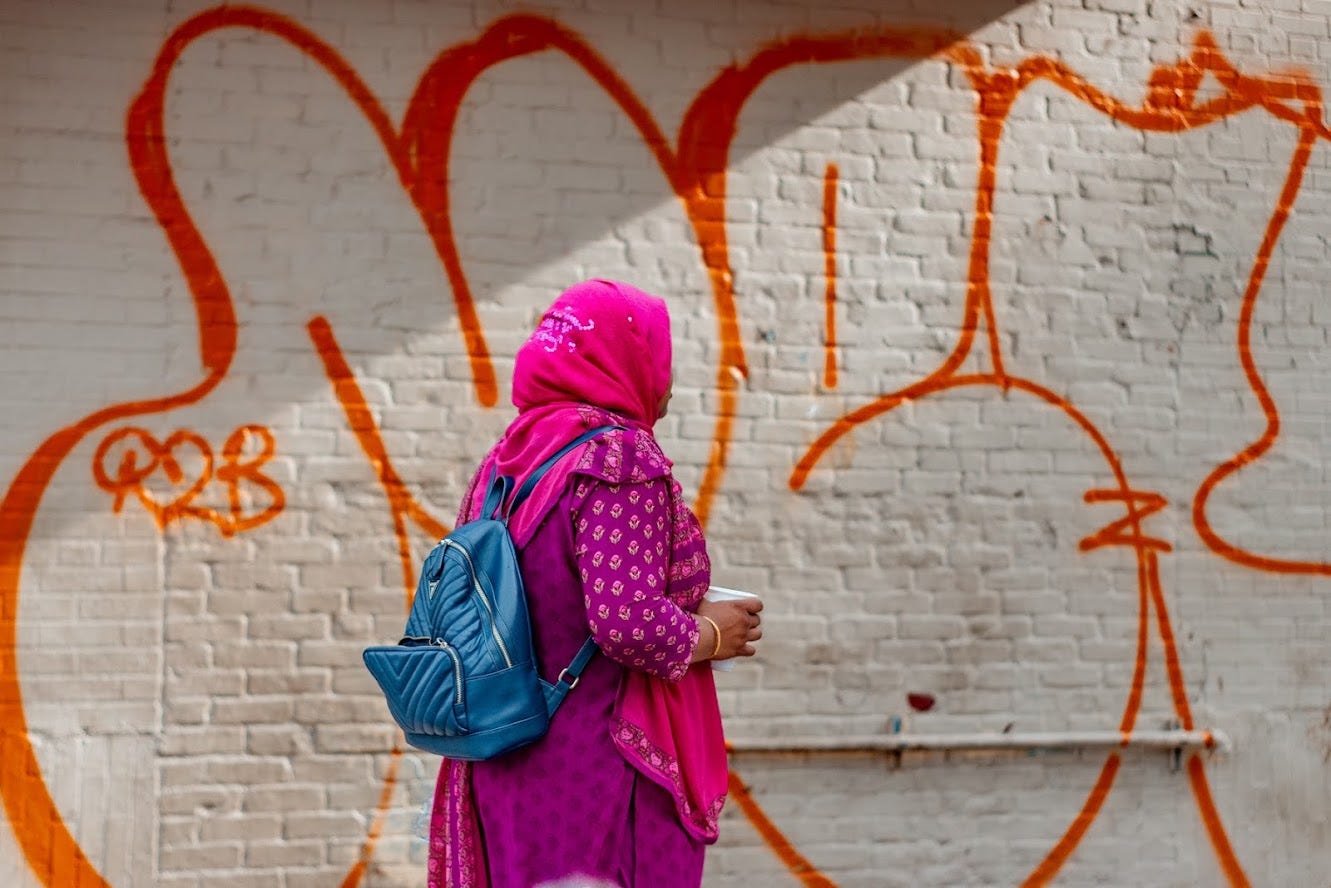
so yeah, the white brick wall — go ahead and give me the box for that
[3,0,1330,886]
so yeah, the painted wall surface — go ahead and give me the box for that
[2,0,1330,885]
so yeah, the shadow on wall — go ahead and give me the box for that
[10,0,1331,887]
[22,0,1032,505]
[1,6,1034,887]
[441,0,1027,306]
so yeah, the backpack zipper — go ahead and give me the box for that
[401,636,465,706]
[434,638,464,706]
[442,539,513,668]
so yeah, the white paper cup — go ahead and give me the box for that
[703,585,761,671]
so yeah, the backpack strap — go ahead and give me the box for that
[478,426,615,522]
[497,424,622,717]
[479,474,515,521]
[542,635,601,716]
[500,424,623,522]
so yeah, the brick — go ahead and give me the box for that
[239,785,327,814]
[284,812,366,840]
[158,727,247,757]
[157,843,242,871]
[246,840,326,867]
[211,697,296,725]
[5,0,1331,882]
[285,869,355,888]
[198,814,283,843]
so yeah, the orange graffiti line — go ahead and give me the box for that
[1078,489,1172,554]
[308,318,418,606]
[130,5,496,407]
[1118,555,1151,737]
[1187,32,1331,137]
[1,326,229,882]
[90,425,285,538]
[822,163,840,389]
[726,769,837,888]
[1008,26,1329,137]
[985,377,1159,745]
[214,425,286,536]
[788,34,1331,883]
[120,10,948,885]
[1193,125,1327,574]
[92,428,175,510]
[1145,43,1205,114]
[308,316,421,888]
[12,11,1305,888]
[93,427,212,529]
[976,97,1013,385]
[798,35,1331,487]
[948,58,1020,387]
[400,14,700,413]
[1020,754,1121,888]
[1011,53,1331,571]
[789,370,1182,883]
[1187,754,1253,888]
[340,741,405,888]
[0,20,276,866]
[679,24,966,527]
[1146,552,1194,732]
[408,502,450,542]
[806,373,1159,740]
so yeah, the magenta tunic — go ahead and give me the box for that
[429,429,714,888]
[428,279,725,888]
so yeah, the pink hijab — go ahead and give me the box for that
[433,280,726,887]
[489,278,672,544]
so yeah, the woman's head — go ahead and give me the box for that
[512,279,673,428]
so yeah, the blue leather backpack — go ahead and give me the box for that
[362,426,616,760]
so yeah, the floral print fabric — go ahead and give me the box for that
[574,477,701,681]
[428,422,717,888]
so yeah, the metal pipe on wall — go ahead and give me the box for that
[727,729,1230,755]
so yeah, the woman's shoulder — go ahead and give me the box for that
[572,424,673,486]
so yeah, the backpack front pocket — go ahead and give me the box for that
[362,639,469,737]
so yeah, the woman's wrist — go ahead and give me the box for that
[695,614,721,661]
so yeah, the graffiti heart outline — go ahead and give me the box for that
[3,6,1328,888]
[91,425,284,537]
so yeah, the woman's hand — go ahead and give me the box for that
[692,597,763,662]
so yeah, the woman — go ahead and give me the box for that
[427,279,763,888]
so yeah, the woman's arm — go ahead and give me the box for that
[572,477,700,680]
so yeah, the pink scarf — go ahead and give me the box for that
[488,278,671,545]
[431,280,726,888]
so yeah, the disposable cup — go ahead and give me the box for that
[702,585,761,671]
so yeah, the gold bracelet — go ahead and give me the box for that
[699,615,722,660]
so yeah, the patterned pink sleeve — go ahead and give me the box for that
[572,477,701,681]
